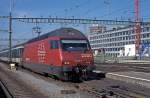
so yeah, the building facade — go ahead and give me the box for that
[89,25,106,33]
[88,24,150,57]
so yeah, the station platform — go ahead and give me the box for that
[0,62,83,98]
[106,71,150,88]
[118,60,150,64]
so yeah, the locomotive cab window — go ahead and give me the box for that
[50,40,59,49]
[61,40,89,51]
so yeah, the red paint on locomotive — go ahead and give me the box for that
[23,28,95,80]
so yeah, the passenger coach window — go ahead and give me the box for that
[50,40,59,49]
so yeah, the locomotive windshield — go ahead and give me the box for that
[61,40,89,51]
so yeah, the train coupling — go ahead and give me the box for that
[81,69,88,80]
[74,67,80,73]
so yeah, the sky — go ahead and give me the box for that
[0,0,150,48]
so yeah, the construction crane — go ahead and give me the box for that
[135,0,141,55]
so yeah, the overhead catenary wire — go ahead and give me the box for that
[79,0,133,20]
[53,0,90,17]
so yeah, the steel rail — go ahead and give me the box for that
[0,79,13,98]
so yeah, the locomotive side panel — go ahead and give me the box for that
[23,41,38,72]
[22,28,95,80]
[46,37,62,67]
[23,37,63,75]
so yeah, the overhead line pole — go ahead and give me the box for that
[9,0,13,63]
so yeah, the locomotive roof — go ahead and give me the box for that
[27,28,87,43]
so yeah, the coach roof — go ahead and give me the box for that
[27,28,86,43]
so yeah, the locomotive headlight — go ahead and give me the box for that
[63,61,70,65]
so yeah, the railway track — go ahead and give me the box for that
[0,79,13,98]
[107,85,149,98]
[96,63,150,73]
[1,62,150,98]
[14,64,150,98]
[76,83,150,98]
[0,63,46,98]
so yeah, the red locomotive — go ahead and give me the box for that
[0,28,95,81]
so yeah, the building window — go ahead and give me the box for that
[147,27,150,31]
[123,37,125,40]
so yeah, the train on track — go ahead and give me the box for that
[0,28,95,81]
